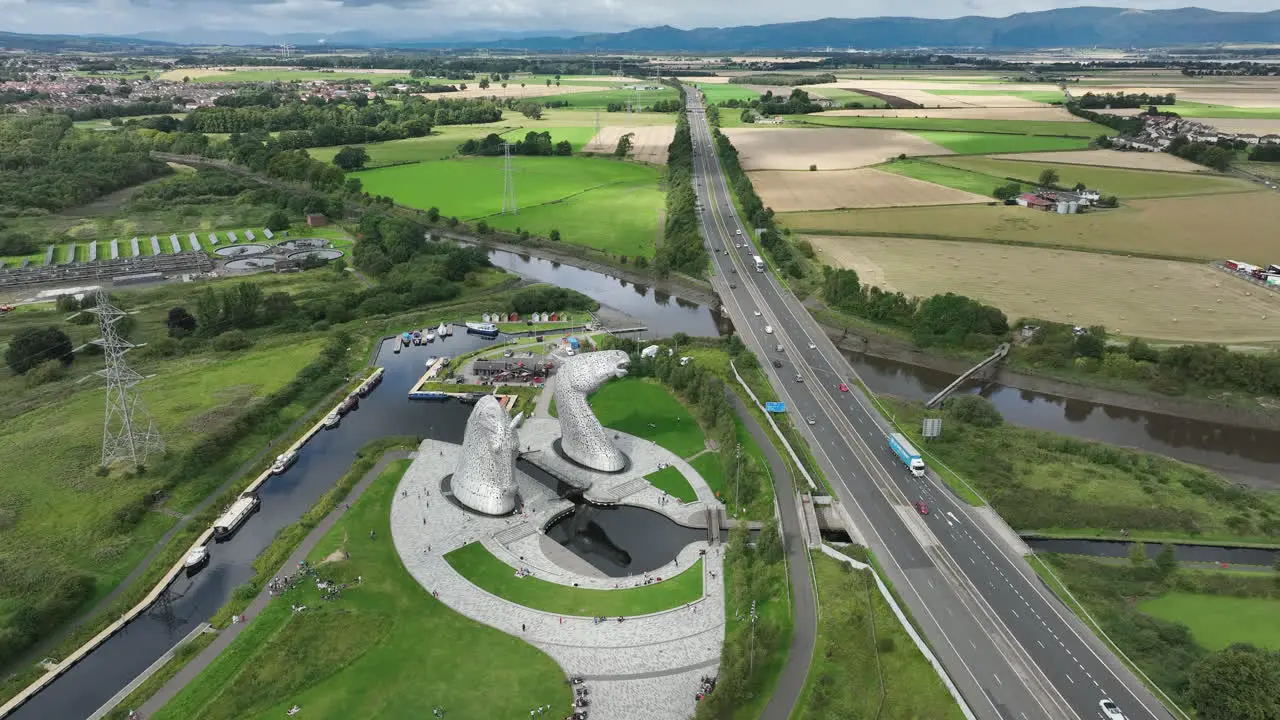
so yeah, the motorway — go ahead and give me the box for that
[683,86,1175,720]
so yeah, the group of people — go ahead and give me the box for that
[696,675,718,702]
[513,566,534,578]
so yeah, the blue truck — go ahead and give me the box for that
[888,433,927,477]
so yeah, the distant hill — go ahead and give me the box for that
[0,30,170,51]
[463,8,1280,51]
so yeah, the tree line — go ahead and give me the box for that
[653,106,707,278]
[823,267,1010,349]
[1074,92,1177,109]
[180,95,501,137]
[458,131,572,157]
[728,73,837,86]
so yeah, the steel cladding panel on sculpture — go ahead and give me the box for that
[452,395,522,515]
[553,350,631,472]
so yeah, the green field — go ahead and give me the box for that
[926,89,1068,104]
[936,156,1256,198]
[1171,101,1280,119]
[911,130,1093,154]
[878,158,1011,196]
[1138,593,1280,651]
[799,114,1109,138]
[354,156,662,256]
[445,542,703,615]
[307,126,600,168]
[698,84,765,104]
[524,87,681,109]
[152,461,570,720]
[643,465,698,503]
[809,88,891,107]
[537,108,676,127]
[171,69,411,84]
[588,377,706,458]
[795,551,964,720]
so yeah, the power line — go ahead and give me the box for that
[87,289,164,471]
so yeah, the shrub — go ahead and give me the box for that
[213,329,254,352]
[25,359,68,387]
[945,395,1003,427]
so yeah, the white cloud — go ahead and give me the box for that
[3,0,1280,38]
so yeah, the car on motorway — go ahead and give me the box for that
[794,373,803,383]
[736,229,742,235]
[729,283,736,289]
[1099,699,1127,720]
[771,359,783,368]
[753,310,761,317]
[806,415,816,425]
[808,342,816,349]
[775,343,783,352]
[838,383,849,392]
[914,501,929,515]
[730,267,736,273]
[764,325,773,334]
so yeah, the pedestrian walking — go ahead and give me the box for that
[522,623,526,632]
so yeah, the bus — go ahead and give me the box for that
[752,255,765,273]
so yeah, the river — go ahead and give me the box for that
[8,247,1273,719]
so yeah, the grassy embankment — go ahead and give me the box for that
[1035,552,1280,711]
[354,156,665,258]
[152,460,571,720]
[795,549,964,720]
[880,397,1280,546]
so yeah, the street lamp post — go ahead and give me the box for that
[748,599,758,674]
[733,446,742,511]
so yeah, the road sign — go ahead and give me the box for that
[765,402,786,413]
[922,417,943,438]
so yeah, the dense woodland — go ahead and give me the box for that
[181,95,500,138]
[0,114,169,215]
[1074,91,1176,109]
[654,110,705,278]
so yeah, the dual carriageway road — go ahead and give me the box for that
[682,86,1175,720]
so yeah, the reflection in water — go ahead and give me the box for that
[545,504,707,577]
[843,350,1280,485]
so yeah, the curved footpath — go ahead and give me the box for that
[135,450,414,717]
[726,392,820,720]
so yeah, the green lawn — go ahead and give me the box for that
[878,158,1010,196]
[445,542,703,615]
[354,155,660,220]
[524,87,681,109]
[152,461,570,720]
[936,156,1256,198]
[795,551,964,720]
[308,126,602,169]
[799,114,1108,138]
[587,377,706,458]
[644,465,698,503]
[1170,101,1280,119]
[925,89,1067,104]
[1138,593,1280,651]
[910,130,1093,154]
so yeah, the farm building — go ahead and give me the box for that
[1016,193,1056,211]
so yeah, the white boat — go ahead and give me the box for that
[271,450,298,475]
[323,411,341,429]
[444,324,454,336]
[465,321,499,338]
[184,545,210,575]
[213,495,260,541]
[426,329,436,342]
[437,323,447,338]
[425,356,437,367]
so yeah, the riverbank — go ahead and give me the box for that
[819,318,1280,432]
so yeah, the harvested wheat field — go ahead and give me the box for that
[809,236,1280,343]
[781,191,1280,263]
[584,126,677,164]
[749,168,991,212]
[926,95,1060,109]
[990,150,1210,173]
[816,107,1078,122]
[1194,118,1280,136]
[722,127,953,171]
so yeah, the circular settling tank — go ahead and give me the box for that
[213,244,270,257]
[224,257,279,271]
[288,249,344,261]
[276,238,331,251]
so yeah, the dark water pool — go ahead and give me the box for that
[544,505,708,578]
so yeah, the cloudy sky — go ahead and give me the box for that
[1,0,1278,39]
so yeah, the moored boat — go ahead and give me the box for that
[184,545,210,575]
[465,321,499,338]
[270,449,298,475]
[426,329,436,342]
[213,494,260,542]
[323,410,341,429]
